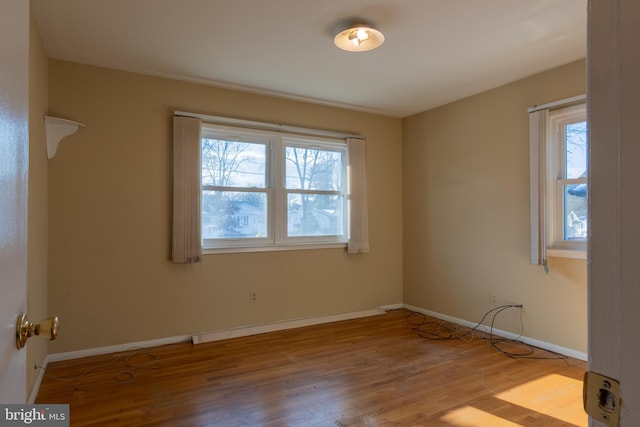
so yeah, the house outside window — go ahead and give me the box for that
[201,124,348,252]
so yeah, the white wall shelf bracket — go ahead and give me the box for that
[45,115,86,159]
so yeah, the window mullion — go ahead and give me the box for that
[272,138,285,244]
[286,189,343,196]
[202,185,269,193]
[557,178,587,186]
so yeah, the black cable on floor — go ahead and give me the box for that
[407,305,568,360]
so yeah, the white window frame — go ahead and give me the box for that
[278,137,349,246]
[546,104,587,256]
[201,123,349,253]
[529,97,587,264]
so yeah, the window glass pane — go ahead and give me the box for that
[287,193,344,236]
[285,146,343,191]
[564,184,587,241]
[565,121,587,179]
[202,139,266,188]
[202,191,267,239]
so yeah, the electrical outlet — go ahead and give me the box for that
[250,292,257,304]
[489,292,497,306]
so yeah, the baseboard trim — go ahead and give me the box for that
[192,308,386,344]
[27,358,48,404]
[47,335,192,363]
[379,303,403,311]
[403,304,588,361]
[46,307,390,361]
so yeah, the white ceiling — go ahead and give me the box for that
[31,0,586,118]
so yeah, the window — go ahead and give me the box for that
[284,140,347,240]
[529,99,587,264]
[200,124,349,252]
[172,113,368,263]
[547,105,588,249]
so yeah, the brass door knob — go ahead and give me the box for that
[15,314,59,349]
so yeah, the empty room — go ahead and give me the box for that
[2,1,639,426]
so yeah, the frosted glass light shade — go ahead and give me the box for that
[334,25,385,52]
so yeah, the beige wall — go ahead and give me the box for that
[47,60,403,353]
[403,59,587,353]
[27,13,49,397]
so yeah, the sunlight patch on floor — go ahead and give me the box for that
[440,406,522,426]
[495,373,587,426]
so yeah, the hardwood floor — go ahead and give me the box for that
[36,309,587,426]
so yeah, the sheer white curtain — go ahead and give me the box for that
[529,109,548,267]
[172,115,202,264]
[347,138,369,254]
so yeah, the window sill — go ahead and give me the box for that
[203,242,347,255]
[546,248,587,260]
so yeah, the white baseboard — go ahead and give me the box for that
[27,358,48,404]
[47,334,192,363]
[403,304,587,361]
[46,307,390,361]
[192,308,386,344]
[379,303,403,311]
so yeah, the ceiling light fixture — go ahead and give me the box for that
[333,22,385,52]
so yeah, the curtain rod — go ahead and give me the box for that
[527,94,586,113]
[174,110,364,140]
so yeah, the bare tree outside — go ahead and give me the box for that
[201,138,249,187]
[201,138,267,238]
[565,121,587,179]
[285,146,344,236]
